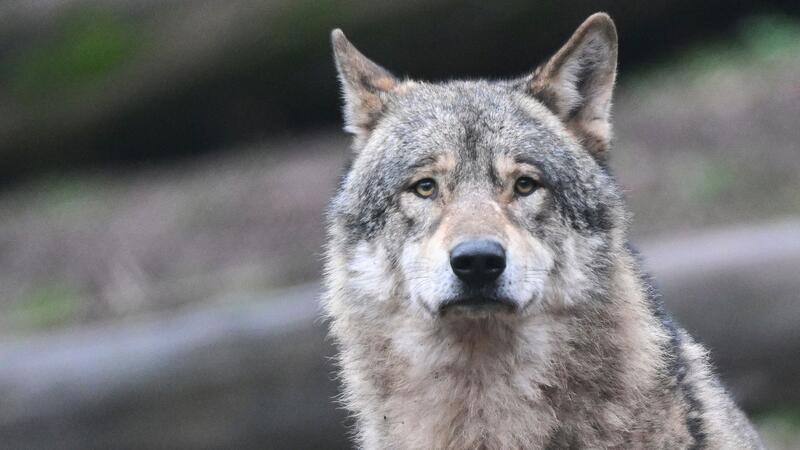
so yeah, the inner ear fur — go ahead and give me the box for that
[528,13,618,162]
[331,29,399,147]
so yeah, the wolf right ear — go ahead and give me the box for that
[331,29,399,146]
[526,13,618,162]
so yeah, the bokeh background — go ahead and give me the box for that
[1,1,799,448]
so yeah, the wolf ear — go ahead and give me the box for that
[527,13,618,162]
[331,29,399,144]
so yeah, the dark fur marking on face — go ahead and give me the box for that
[344,203,388,240]
[512,155,553,189]
[404,215,416,230]
[488,163,502,189]
[409,156,438,171]
[461,117,481,162]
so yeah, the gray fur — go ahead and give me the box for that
[323,13,763,449]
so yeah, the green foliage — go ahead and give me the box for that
[266,0,340,63]
[10,8,143,99]
[628,13,800,85]
[758,405,800,428]
[685,14,800,72]
[756,405,800,446]
[691,162,737,201]
[31,173,104,213]
[740,14,800,61]
[12,285,81,329]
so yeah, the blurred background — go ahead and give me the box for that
[1,0,799,448]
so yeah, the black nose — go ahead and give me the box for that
[450,239,506,286]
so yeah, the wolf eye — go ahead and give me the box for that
[412,178,437,199]
[514,177,538,196]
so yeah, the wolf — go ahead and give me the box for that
[322,13,763,449]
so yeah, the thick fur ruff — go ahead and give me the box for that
[323,13,763,450]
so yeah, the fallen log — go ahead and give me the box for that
[0,285,349,449]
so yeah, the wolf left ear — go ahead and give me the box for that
[527,13,618,162]
[331,29,399,146]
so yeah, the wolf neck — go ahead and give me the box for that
[342,256,667,449]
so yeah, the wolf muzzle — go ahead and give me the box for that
[441,238,517,313]
[449,239,506,286]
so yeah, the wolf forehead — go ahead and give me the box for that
[378,81,570,163]
[331,80,622,240]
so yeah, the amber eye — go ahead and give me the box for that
[412,178,438,198]
[514,176,538,196]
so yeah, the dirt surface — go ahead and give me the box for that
[615,55,800,237]
[0,136,348,332]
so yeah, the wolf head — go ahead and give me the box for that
[327,14,626,321]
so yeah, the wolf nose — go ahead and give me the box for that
[450,240,506,286]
